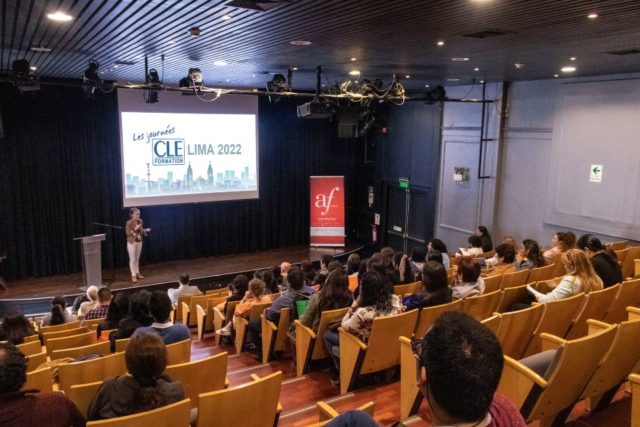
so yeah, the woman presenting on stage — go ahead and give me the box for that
[125,207,150,283]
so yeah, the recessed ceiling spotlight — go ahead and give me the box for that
[350,57,357,61]
[561,66,576,73]
[47,11,73,22]
[290,40,312,46]
[480,80,485,83]
[570,57,576,61]
[292,66,299,71]
[587,13,598,19]
[252,74,256,77]
[214,60,228,66]
[221,14,232,20]
[167,40,176,45]
[31,46,52,52]
[554,74,559,78]
[225,79,230,82]
[113,65,119,69]
[322,84,326,87]
[188,27,201,36]
[474,67,479,71]
[349,70,360,76]
[452,57,470,62]
[437,40,445,46]
[405,75,410,79]
[425,84,430,88]
[252,88,258,92]
[514,63,526,69]
[30,66,37,71]
[447,78,460,81]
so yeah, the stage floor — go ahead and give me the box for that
[0,244,361,302]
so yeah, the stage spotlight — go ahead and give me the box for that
[179,67,204,91]
[266,73,287,103]
[144,68,161,103]
[12,59,41,92]
[82,59,101,97]
[424,85,446,105]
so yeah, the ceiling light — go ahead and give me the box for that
[349,70,361,76]
[554,74,559,78]
[570,57,576,61]
[47,11,73,22]
[214,60,228,66]
[188,27,201,36]
[167,40,176,45]
[290,40,312,46]
[587,13,598,19]
[350,57,357,61]
[447,78,460,81]
[437,40,445,46]
[405,75,410,79]
[425,84,430,88]
[474,67,479,71]
[561,66,576,73]
[30,66,37,71]
[292,66,299,71]
[452,57,470,62]
[480,80,485,83]
[31,46,52,53]
[221,14,232,20]
[225,79,230,82]
[514,63,526,69]
[252,74,256,77]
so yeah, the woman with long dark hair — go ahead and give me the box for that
[298,269,353,333]
[88,332,184,420]
[404,261,453,309]
[98,293,130,337]
[543,231,576,263]
[0,311,36,344]
[577,234,622,288]
[515,239,546,270]
[427,238,450,269]
[42,296,75,326]
[451,257,485,300]
[476,226,493,253]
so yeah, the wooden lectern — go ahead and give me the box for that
[74,234,106,290]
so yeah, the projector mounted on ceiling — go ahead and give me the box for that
[225,0,291,11]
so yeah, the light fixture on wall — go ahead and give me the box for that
[82,59,101,97]
[454,167,469,183]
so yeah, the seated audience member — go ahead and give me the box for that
[280,261,292,288]
[577,234,623,288]
[327,311,526,427]
[458,235,484,258]
[452,257,486,300]
[78,285,99,317]
[488,243,517,276]
[98,292,130,338]
[88,332,185,420]
[167,273,202,305]
[542,231,577,263]
[427,238,450,269]
[271,264,283,288]
[0,343,85,427]
[324,271,405,384]
[41,296,76,326]
[380,247,395,270]
[216,278,270,336]
[319,255,333,276]
[134,291,190,345]
[391,253,414,285]
[110,290,154,348]
[0,311,36,344]
[476,226,494,253]
[84,287,112,320]
[426,250,443,265]
[71,294,89,316]
[409,246,427,276]
[485,235,516,268]
[527,249,603,303]
[216,274,250,313]
[515,239,546,270]
[257,269,279,294]
[404,261,453,310]
[294,269,353,338]
[300,259,317,285]
[346,253,361,276]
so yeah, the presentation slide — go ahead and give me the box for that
[118,89,259,207]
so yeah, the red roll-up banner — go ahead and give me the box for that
[310,176,345,247]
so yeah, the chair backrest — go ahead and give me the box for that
[481,314,502,335]
[566,284,620,339]
[482,275,502,294]
[361,310,419,374]
[523,293,586,357]
[311,307,350,360]
[16,339,42,356]
[180,302,190,327]
[614,248,630,265]
[82,318,106,330]
[115,338,130,353]
[174,295,192,323]
[461,290,502,321]
[249,301,273,320]
[166,339,191,365]
[223,300,241,325]
[86,399,191,427]
[58,351,127,395]
[580,319,640,400]
[497,284,528,313]
[51,340,110,360]
[187,295,211,326]
[205,289,225,296]
[24,366,53,393]
[603,278,640,323]
[608,240,628,251]
[527,264,556,283]
[42,326,89,344]
[499,269,530,290]
[394,281,421,296]
[413,300,462,339]
[348,275,358,292]
[39,320,82,334]
[621,246,640,280]
[46,330,97,358]
[165,352,228,408]
[23,334,40,343]
[631,373,640,427]
[206,296,227,312]
[69,380,103,417]
[550,253,567,278]
[196,371,282,427]
[26,351,47,372]
[480,250,496,259]
[272,307,291,353]
[495,304,544,359]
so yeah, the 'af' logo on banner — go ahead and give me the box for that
[152,139,185,165]
[314,187,340,216]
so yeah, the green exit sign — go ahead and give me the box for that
[399,178,409,189]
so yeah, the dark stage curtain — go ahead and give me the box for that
[0,84,365,281]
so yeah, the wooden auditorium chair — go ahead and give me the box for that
[636,258,640,278]
[25,366,53,393]
[261,307,290,363]
[394,281,421,297]
[523,293,585,357]
[310,401,375,426]
[479,250,496,259]
[82,318,106,330]
[205,288,226,297]
[614,247,630,265]
[399,336,421,419]
[86,399,191,427]
[607,240,628,251]
[628,306,640,321]
[39,320,81,335]
[565,284,619,339]
[338,310,418,395]
[114,338,130,353]
[165,339,191,365]
[482,274,502,294]
[499,269,530,290]
[212,300,240,346]
[58,351,126,395]
[196,371,282,427]
[494,304,544,359]
[496,284,529,313]
[621,246,640,279]
[527,264,556,283]
[497,323,617,426]
[23,334,41,343]
[294,307,349,377]
[181,294,210,327]
[26,351,47,372]
[46,330,97,358]
[481,314,502,334]
[603,278,640,323]
[69,380,103,418]
[173,295,192,324]
[165,352,228,409]
[631,373,640,427]
[42,326,89,345]
[15,339,42,357]
[51,340,110,360]
[549,253,567,278]
[235,300,272,353]
[195,296,226,340]
[460,290,501,321]
[413,299,462,339]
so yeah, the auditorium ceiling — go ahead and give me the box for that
[2,0,640,91]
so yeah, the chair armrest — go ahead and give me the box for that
[540,332,565,352]
[498,355,548,410]
[294,320,316,339]
[338,327,367,351]
[317,401,340,422]
[630,373,640,385]
[399,336,411,346]
[262,314,278,333]
[586,319,611,335]
[627,306,640,321]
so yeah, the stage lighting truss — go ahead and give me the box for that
[81,59,113,96]
[337,76,406,106]
[11,59,41,92]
